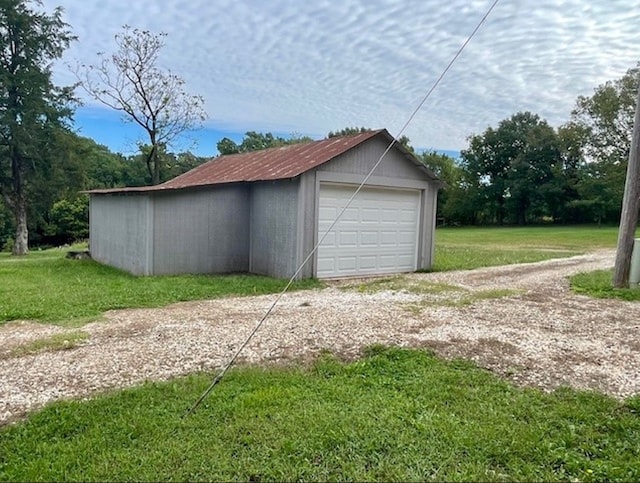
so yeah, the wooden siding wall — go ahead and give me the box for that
[249,179,299,279]
[89,194,152,275]
[152,186,250,275]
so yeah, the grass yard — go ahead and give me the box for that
[433,225,618,271]
[1,347,639,482]
[571,269,640,301]
[0,248,320,326]
[2,226,639,481]
[0,225,622,325]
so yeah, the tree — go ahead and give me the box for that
[460,112,563,225]
[77,26,207,185]
[569,66,640,225]
[0,0,76,255]
[327,126,371,138]
[572,66,639,166]
[419,151,462,221]
[217,131,312,155]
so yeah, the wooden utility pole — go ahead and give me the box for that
[613,81,640,288]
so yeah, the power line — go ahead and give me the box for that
[183,0,501,418]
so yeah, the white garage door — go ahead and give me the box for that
[317,184,421,278]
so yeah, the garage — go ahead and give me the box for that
[88,128,440,279]
[317,183,421,278]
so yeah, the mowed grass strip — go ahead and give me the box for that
[0,252,320,325]
[571,269,640,301]
[1,347,639,482]
[433,225,618,271]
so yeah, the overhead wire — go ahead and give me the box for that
[183,0,501,418]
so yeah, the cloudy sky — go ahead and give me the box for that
[41,0,640,156]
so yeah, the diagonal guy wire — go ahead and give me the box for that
[183,0,501,418]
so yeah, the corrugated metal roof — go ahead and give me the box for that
[87,129,439,194]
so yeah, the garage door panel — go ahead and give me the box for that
[317,184,420,278]
[400,209,418,222]
[359,256,377,269]
[361,208,378,222]
[339,231,358,247]
[360,231,378,246]
[319,206,337,221]
[399,231,417,244]
[338,257,357,271]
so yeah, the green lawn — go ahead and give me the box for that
[2,226,639,481]
[1,347,639,482]
[0,250,320,326]
[0,225,626,325]
[433,225,618,271]
[570,269,640,301]
[435,225,618,250]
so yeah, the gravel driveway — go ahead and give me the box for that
[1,249,638,425]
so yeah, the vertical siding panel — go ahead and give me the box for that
[152,186,250,275]
[88,194,150,275]
[296,171,316,279]
[250,179,299,278]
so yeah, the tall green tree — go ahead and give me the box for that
[0,0,76,254]
[572,66,638,166]
[460,112,563,225]
[569,66,640,224]
[77,26,207,185]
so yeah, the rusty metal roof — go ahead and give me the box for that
[87,129,439,194]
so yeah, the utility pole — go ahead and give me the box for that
[613,80,640,288]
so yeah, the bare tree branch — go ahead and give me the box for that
[73,26,207,185]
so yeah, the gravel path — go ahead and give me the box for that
[2,249,638,425]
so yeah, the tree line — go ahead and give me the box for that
[1,1,206,254]
[423,67,638,227]
[1,1,637,253]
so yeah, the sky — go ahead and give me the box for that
[40,0,640,158]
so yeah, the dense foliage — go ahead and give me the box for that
[426,67,640,226]
[0,0,76,254]
[0,133,209,249]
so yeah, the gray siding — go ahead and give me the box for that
[318,136,421,179]
[250,179,299,278]
[418,185,439,269]
[89,194,152,275]
[296,171,316,278]
[89,135,439,279]
[152,186,250,275]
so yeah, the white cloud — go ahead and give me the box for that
[42,0,640,150]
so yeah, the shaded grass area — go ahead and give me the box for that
[0,251,321,326]
[1,347,639,482]
[570,269,640,301]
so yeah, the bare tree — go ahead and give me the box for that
[77,26,207,185]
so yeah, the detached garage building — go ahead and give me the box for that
[88,129,441,279]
